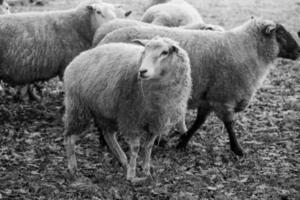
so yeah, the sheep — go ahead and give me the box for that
[0,0,127,91]
[145,0,170,10]
[99,17,300,156]
[0,0,10,14]
[141,0,203,27]
[181,21,225,32]
[92,18,224,47]
[63,36,192,181]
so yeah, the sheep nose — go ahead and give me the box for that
[139,69,148,78]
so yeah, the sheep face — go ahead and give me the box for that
[275,24,300,60]
[0,1,10,15]
[87,3,118,31]
[136,37,179,81]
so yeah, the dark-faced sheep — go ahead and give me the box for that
[0,0,126,89]
[141,0,204,27]
[100,18,300,156]
[63,36,192,181]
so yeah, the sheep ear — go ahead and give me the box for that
[169,45,178,54]
[264,24,277,35]
[86,5,95,12]
[124,10,132,17]
[132,39,149,46]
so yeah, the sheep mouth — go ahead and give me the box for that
[139,74,150,79]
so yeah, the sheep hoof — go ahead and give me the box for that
[176,139,188,150]
[231,146,244,157]
[128,176,148,184]
[154,137,168,147]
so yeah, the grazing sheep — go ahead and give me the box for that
[92,18,224,47]
[100,18,300,156]
[0,0,124,88]
[63,36,192,181]
[141,0,203,27]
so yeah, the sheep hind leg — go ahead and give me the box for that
[177,105,211,149]
[103,131,128,168]
[63,99,90,174]
[142,134,157,176]
[215,107,243,156]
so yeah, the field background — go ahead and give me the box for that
[0,0,300,199]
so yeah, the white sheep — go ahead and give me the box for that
[63,36,192,182]
[145,0,170,10]
[92,18,224,47]
[181,21,225,31]
[0,0,10,14]
[100,18,300,156]
[141,0,203,27]
[0,0,125,92]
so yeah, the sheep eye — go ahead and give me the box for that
[97,11,102,14]
[161,50,169,56]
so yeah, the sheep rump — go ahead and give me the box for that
[100,18,300,156]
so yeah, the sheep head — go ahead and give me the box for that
[0,0,10,15]
[134,36,182,81]
[274,24,300,60]
[249,18,300,61]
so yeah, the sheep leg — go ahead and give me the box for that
[215,107,244,156]
[127,137,147,182]
[142,134,157,176]
[175,115,187,134]
[223,120,243,156]
[177,105,211,149]
[28,84,42,102]
[64,134,78,174]
[103,132,128,167]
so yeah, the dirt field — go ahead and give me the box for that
[0,0,300,199]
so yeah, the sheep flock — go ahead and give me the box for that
[0,0,300,197]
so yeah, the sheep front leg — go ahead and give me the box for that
[223,119,243,156]
[175,115,187,134]
[64,134,78,174]
[215,106,243,156]
[103,131,128,167]
[127,137,146,182]
[142,134,157,176]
